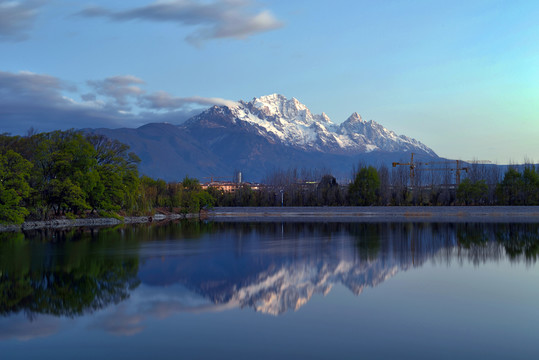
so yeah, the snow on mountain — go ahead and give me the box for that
[338,112,435,155]
[191,94,436,156]
[229,260,400,315]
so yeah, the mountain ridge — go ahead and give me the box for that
[190,94,437,156]
[87,94,439,181]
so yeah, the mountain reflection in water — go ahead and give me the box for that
[1,222,539,320]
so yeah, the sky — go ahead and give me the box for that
[1,0,538,164]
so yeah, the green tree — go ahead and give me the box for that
[181,176,201,191]
[496,168,524,205]
[522,166,539,205]
[191,190,215,213]
[348,166,381,205]
[0,150,33,223]
[231,184,255,206]
[179,177,214,213]
[86,134,140,212]
[457,178,488,205]
[0,131,144,219]
[30,130,98,215]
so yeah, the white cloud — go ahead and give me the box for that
[77,0,283,45]
[141,90,238,110]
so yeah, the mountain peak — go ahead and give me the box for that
[346,112,364,123]
[251,94,308,117]
[257,93,287,101]
[320,112,331,123]
[254,93,286,105]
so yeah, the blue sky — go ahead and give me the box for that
[1,0,538,163]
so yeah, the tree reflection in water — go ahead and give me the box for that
[0,228,141,318]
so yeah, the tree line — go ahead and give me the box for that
[210,162,539,207]
[0,130,214,224]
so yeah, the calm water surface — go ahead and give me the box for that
[1,221,539,359]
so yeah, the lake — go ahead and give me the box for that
[1,221,539,359]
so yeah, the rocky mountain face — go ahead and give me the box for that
[89,94,438,181]
[188,94,436,156]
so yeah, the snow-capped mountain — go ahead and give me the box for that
[90,94,439,181]
[187,94,436,156]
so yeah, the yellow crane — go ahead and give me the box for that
[393,154,491,186]
[392,153,416,183]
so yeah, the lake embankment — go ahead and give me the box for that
[208,206,539,223]
[3,206,539,232]
[0,213,199,232]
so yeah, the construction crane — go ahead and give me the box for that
[393,154,491,186]
[421,159,468,185]
[392,153,416,183]
[422,159,491,185]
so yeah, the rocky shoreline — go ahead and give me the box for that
[0,213,201,232]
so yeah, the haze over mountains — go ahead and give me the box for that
[90,94,438,181]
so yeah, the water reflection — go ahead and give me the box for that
[0,228,140,319]
[1,221,539,323]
